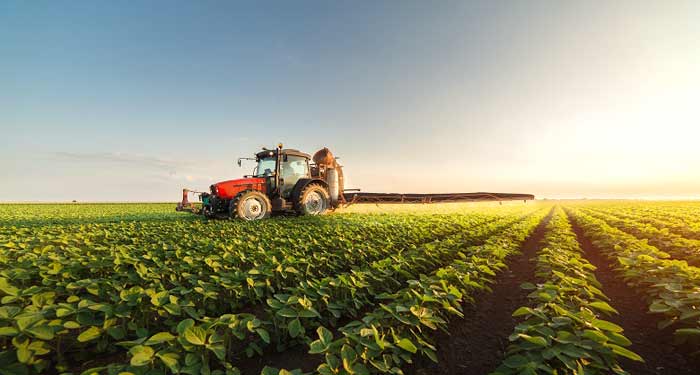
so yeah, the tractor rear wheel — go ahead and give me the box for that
[230,190,271,220]
[295,183,330,216]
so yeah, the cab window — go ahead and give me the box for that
[280,155,309,197]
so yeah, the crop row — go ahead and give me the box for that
[70,209,542,374]
[299,208,550,374]
[566,208,700,349]
[0,207,542,374]
[0,212,500,312]
[585,205,700,241]
[0,203,186,226]
[579,208,700,266]
[610,203,700,223]
[263,211,532,339]
[578,202,700,228]
[494,207,640,375]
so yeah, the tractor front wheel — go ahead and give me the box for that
[230,190,271,220]
[295,183,330,216]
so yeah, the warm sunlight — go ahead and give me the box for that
[2,1,699,201]
[3,2,700,374]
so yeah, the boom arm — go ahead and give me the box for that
[342,192,535,205]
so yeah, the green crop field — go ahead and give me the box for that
[1,202,700,375]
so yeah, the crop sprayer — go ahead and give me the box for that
[176,144,535,220]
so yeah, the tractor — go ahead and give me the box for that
[177,144,343,220]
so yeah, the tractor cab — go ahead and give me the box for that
[252,148,312,199]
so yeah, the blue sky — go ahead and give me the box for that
[2,1,699,201]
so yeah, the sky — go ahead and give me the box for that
[1,1,699,201]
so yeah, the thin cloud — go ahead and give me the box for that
[148,172,214,183]
[50,151,189,172]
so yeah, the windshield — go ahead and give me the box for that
[255,157,276,177]
[281,155,309,178]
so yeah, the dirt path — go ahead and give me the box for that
[567,211,700,374]
[407,210,552,375]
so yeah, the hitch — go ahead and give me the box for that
[176,188,205,214]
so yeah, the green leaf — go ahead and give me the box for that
[520,334,548,347]
[588,301,618,314]
[145,332,176,345]
[288,318,304,338]
[107,326,126,340]
[606,331,632,346]
[16,313,42,331]
[351,363,370,375]
[649,302,671,313]
[512,307,532,317]
[208,343,226,361]
[0,278,19,296]
[17,346,32,363]
[56,308,73,318]
[591,319,623,333]
[77,326,102,342]
[276,308,298,318]
[395,338,418,353]
[177,318,194,335]
[63,321,81,329]
[246,318,261,331]
[555,330,577,344]
[675,328,700,337]
[582,329,608,343]
[503,354,529,369]
[163,303,182,316]
[256,328,271,344]
[610,344,643,362]
[340,344,357,370]
[298,308,321,318]
[26,325,54,340]
[309,340,326,354]
[156,351,180,371]
[0,326,19,336]
[317,326,333,345]
[130,345,155,366]
[680,310,700,321]
[0,306,20,319]
[184,326,207,346]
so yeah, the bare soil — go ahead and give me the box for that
[407,209,553,375]
[567,211,700,375]
[236,343,321,375]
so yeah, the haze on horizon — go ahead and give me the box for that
[1,1,699,202]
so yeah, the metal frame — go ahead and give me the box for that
[342,192,534,207]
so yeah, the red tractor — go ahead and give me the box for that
[177,144,343,220]
[177,143,535,220]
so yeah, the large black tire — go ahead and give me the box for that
[294,183,330,216]
[229,190,272,220]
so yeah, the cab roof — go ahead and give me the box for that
[255,149,311,160]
